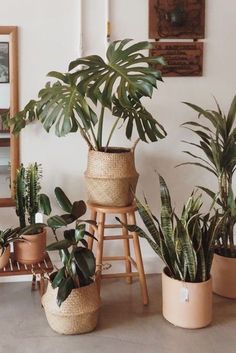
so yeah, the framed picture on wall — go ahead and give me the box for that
[0,42,9,83]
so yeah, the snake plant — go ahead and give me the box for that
[46,187,97,306]
[118,175,225,283]
[179,96,236,257]
[7,39,166,151]
[15,163,51,233]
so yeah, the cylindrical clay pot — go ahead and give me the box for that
[0,245,10,269]
[14,228,46,265]
[162,268,212,329]
[42,282,101,335]
[85,148,139,207]
[211,253,236,299]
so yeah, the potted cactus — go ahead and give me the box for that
[7,39,166,207]
[42,187,100,335]
[13,163,51,264]
[180,96,236,298]
[119,175,225,329]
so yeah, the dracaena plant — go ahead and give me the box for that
[118,175,225,283]
[46,187,97,307]
[15,163,51,233]
[0,227,20,255]
[179,96,236,257]
[7,39,166,151]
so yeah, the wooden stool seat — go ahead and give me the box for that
[87,202,149,305]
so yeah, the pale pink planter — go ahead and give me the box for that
[0,246,10,269]
[211,253,236,299]
[162,268,212,329]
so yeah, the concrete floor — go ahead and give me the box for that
[1,275,236,353]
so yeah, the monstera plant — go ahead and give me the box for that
[8,39,166,149]
[7,39,167,207]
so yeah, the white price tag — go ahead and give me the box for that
[35,212,43,223]
[180,287,189,303]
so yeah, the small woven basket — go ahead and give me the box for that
[42,282,101,335]
[85,146,139,207]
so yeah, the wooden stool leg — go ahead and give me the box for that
[88,210,97,250]
[96,211,105,293]
[120,213,132,284]
[128,211,149,305]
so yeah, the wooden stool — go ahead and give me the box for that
[87,203,149,305]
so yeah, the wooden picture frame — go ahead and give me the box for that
[0,26,19,207]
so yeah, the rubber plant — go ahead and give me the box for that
[15,162,51,233]
[179,96,236,257]
[118,175,225,282]
[7,39,166,150]
[46,187,97,306]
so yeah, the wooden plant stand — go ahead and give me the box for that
[87,203,149,305]
[0,252,53,297]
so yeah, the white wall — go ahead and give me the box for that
[0,0,236,274]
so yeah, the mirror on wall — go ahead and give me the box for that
[0,26,19,207]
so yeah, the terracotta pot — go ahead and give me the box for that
[162,268,212,329]
[42,281,101,335]
[0,245,10,269]
[14,228,46,265]
[211,252,236,298]
[84,147,139,207]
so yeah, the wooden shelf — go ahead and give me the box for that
[0,138,10,147]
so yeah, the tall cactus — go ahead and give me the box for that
[15,164,26,229]
[25,163,41,225]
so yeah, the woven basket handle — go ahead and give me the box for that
[131,138,140,153]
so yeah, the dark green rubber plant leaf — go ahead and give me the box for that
[57,277,74,307]
[54,187,73,213]
[74,247,96,278]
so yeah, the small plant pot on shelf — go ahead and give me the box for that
[211,252,236,299]
[14,228,46,265]
[42,282,101,335]
[85,147,139,207]
[162,268,212,329]
[0,246,10,269]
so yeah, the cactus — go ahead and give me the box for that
[15,163,51,232]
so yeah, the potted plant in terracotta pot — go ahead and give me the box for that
[180,96,236,298]
[7,39,166,207]
[13,162,51,264]
[42,187,100,335]
[0,227,21,269]
[119,175,225,329]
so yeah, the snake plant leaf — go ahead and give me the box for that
[74,247,96,278]
[54,187,73,213]
[57,277,74,307]
[52,267,66,289]
[69,39,165,110]
[226,95,236,133]
[112,96,166,142]
[135,197,161,245]
[38,193,52,216]
[175,215,197,282]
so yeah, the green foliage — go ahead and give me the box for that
[179,96,236,257]
[47,188,97,307]
[118,175,225,283]
[7,39,166,151]
[15,163,51,232]
[0,227,20,255]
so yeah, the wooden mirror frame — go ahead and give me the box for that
[0,26,19,207]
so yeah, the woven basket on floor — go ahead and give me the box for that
[42,282,101,335]
[85,147,139,207]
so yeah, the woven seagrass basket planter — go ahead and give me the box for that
[42,282,101,335]
[85,147,139,207]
